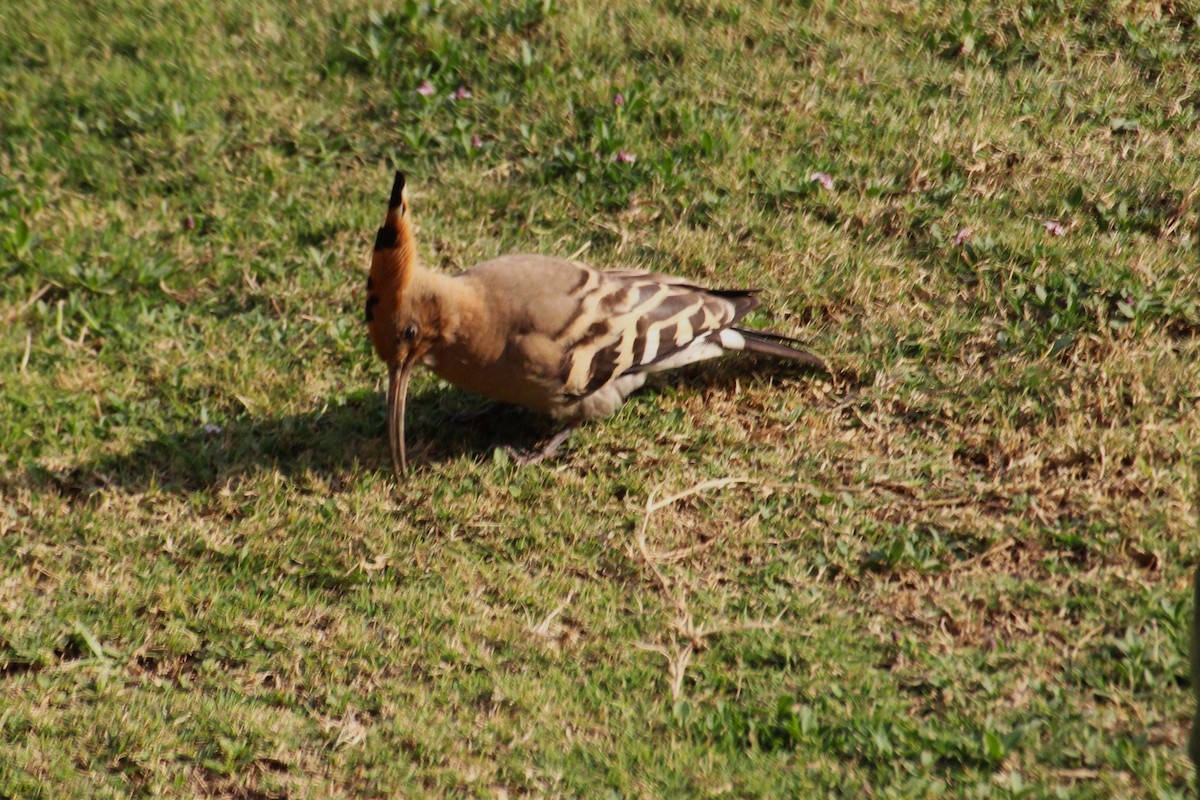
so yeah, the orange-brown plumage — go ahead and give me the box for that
[365,175,415,366]
[366,172,825,475]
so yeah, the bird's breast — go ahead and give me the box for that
[425,346,562,417]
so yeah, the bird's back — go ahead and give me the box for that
[441,255,758,419]
[460,254,602,340]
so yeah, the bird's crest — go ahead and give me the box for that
[366,172,416,362]
[371,171,414,292]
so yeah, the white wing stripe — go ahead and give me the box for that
[717,328,746,350]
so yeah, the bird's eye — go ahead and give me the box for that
[402,322,419,341]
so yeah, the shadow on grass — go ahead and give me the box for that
[31,357,834,498]
[666,352,836,393]
[31,384,556,497]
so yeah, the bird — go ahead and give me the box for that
[365,172,825,475]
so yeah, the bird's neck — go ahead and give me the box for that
[410,268,500,361]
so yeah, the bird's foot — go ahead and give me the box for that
[503,427,576,466]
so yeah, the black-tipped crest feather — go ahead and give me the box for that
[374,173,407,251]
[374,225,398,250]
[389,171,406,210]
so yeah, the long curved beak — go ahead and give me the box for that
[386,360,415,475]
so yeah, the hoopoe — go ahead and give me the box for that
[365,172,825,474]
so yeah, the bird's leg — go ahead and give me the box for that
[505,425,577,466]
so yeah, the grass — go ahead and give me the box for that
[1,0,1198,796]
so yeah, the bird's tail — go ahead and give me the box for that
[733,328,827,372]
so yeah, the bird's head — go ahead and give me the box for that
[365,172,437,476]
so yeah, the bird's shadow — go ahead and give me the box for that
[32,384,552,499]
[30,358,832,499]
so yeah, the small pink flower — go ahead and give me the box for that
[451,86,473,100]
[1043,219,1065,236]
[471,134,482,148]
[593,151,603,160]
[615,151,636,164]
[415,80,435,96]
[953,227,972,246]
[182,215,196,231]
[613,92,625,107]
[809,171,834,191]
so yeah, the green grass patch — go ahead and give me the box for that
[1,0,1197,796]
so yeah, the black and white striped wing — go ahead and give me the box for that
[556,268,759,398]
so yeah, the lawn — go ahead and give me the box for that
[1,0,1197,797]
